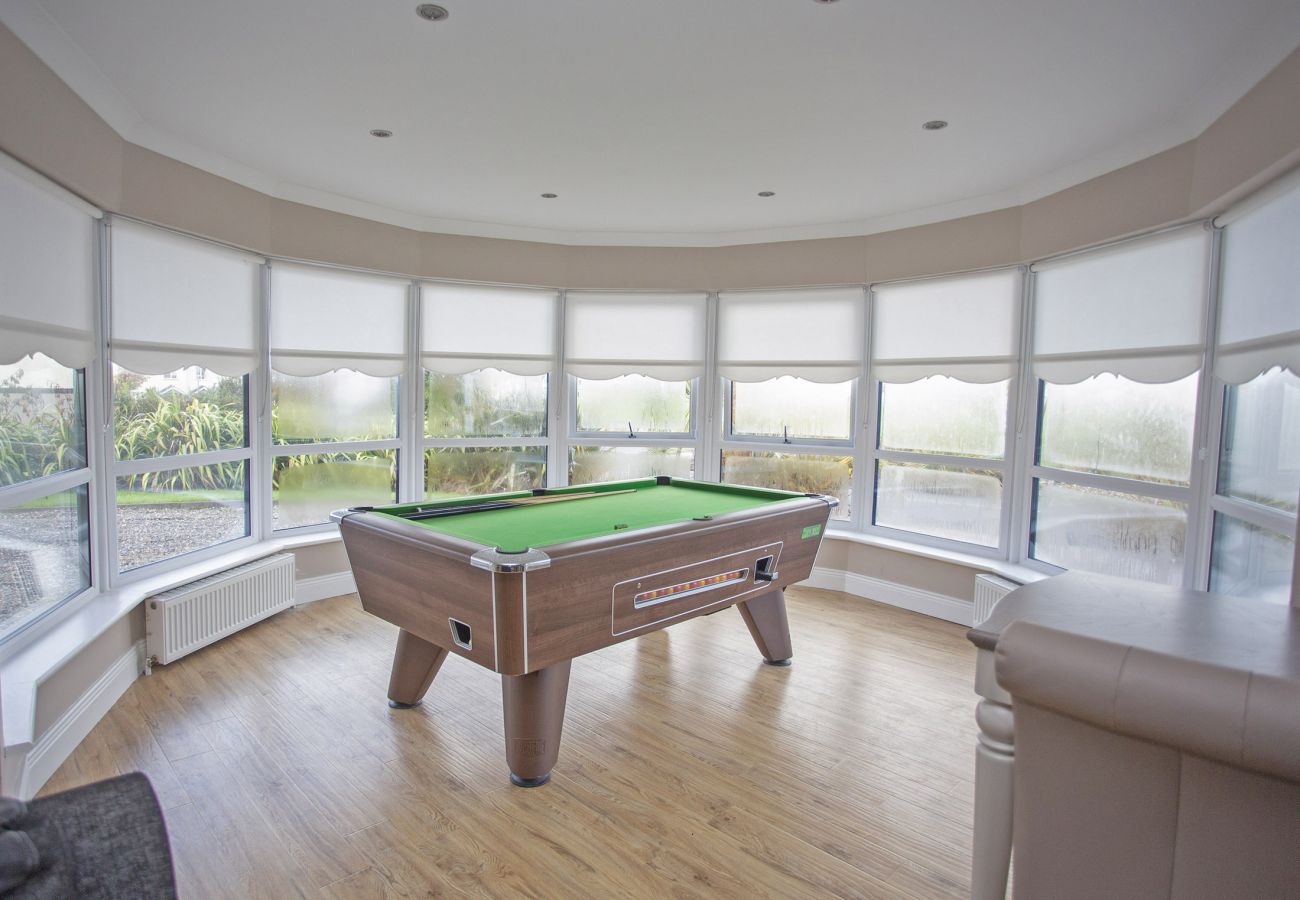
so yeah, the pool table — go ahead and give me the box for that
[333,476,837,787]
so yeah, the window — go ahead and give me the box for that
[270,263,407,528]
[109,218,261,570]
[870,270,1020,548]
[1207,176,1300,600]
[565,292,707,485]
[1027,227,1210,585]
[718,288,862,518]
[0,156,97,635]
[421,283,554,497]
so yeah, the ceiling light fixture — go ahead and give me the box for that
[922,120,949,131]
[757,191,775,197]
[415,4,449,21]
[812,0,840,4]
[540,193,558,199]
[369,129,393,138]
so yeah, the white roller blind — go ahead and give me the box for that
[110,218,262,376]
[565,292,708,380]
[1031,227,1209,384]
[1215,177,1300,383]
[872,269,1020,383]
[271,263,408,376]
[422,283,556,376]
[718,287,863,383]
[0,154,99,368]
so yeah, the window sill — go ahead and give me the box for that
[1,529,342,754]
[822,528,1048,585]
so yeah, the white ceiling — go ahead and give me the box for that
[5,0,1300,246]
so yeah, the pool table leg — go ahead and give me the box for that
[738,588,793,666]
[387,629,450,708]
[501,659,572,787]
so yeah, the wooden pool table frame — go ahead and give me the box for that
[336,480,836,786]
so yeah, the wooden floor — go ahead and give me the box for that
[42,587,979,899]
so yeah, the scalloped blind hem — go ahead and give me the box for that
[1215,332,1300,384]
[719,362,860,383]
[872,357,1015,384]
[1032,346,1202,384]
[566,360,704,381]
[421,354,552,377]
[0,317,96,368]
[111,340,256,377]
[270,351,404,377]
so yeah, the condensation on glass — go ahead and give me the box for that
[720,449,851,520]
[1217,367,1300,514]
[574,375,692,434]
[272,451,396,530]
[569,446,694,485]
[425,369,547,439]
[878,377,1008,459]
[424,447,546,498]
[1030,479,1187,585]
[1209,513,1294,604]
[1037,374,1197,485]
[272,371,397,444]
[730,376,853,442]
[874,460,1002,547]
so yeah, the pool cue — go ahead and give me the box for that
[400,489,637,521]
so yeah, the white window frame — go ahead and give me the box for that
[1016,227,1218,588]
[861,272,1024,556]
[414,280,554,500]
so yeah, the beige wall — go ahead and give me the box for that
[7,21,1300,748]
[292,542,352,581]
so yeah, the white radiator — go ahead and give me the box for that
[145,554,295,665]
[973,574,1019,625]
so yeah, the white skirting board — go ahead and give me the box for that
[802,566,974,627]
[294,571,357,605]
[17,641,145,800]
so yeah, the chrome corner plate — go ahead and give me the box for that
[470,547,552,573]
[805,492,840,508]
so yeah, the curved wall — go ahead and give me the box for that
[4,22,1300,291]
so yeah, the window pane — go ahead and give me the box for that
[1218,368,1300,513]
[1209,513,1294,604]
[425,369,547,438]
[0,354,86,485]
[114,365,247,460]
[1038,373,1197,485]
[272,371,397,445]
[878,377,1007,459]
[425,447,546,498]
[117,462,249,571]
[574,375,691,434]
[874,461,1002,547]
[720,450,851,520]
[1030,479,1187,585]
[730,377,852,441]
[569,446,694,484]
[0,485,90,633]
[273,451,396,530]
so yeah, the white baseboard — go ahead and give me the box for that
[18,640,145,799]
[294,571,356,605]
[803,566,973,627]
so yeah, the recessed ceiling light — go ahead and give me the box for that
[757,191,775,197]
[922,120,949,131]
[540,193,558,199]
[812,0,840,4]
[369,129,393,138]
[415,4,449,21]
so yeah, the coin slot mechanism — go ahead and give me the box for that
[449,618,473,650]
[754,555,779,583]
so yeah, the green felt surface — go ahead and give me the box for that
[371,478,801,551]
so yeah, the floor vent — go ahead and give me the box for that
[973,574,1019,625]
[146,554,295,665]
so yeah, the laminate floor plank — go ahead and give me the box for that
[43,586,978,898]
